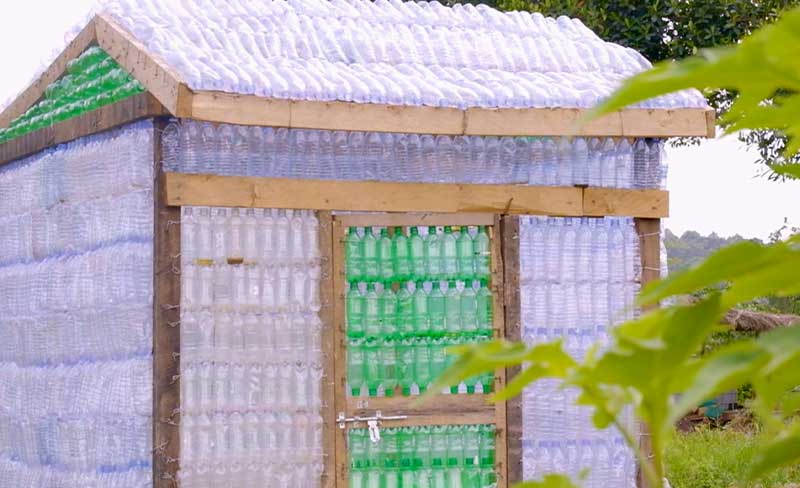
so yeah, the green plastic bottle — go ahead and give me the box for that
[462,425,481,488]
[444,280,462,335]
[363,227,380,281]
[428,282,446,337]
[425,226,443,280]
[382,428,401,488]
[446,426,464,487]
[366,433,382,488]
[428,337,448,394]
[412,281,430,336]
[459,281,478,335]
[392,227,411,281]
[379,338,398,397]
[444,337,462,394]
[348,338,366,396]
[409,226,426,280]
[378,228,394,282]
[479,425,496,469]
[347,282,365,338]
[414,337,432,393]
[379,284,398,338]
[398,427,416,487]
[476,280,493,337]
[364,283,381,337]
[430,426,448,488]
[349,428,369,488]
[364,337,381,397]
[346,227,364,281]
[397,338,415,396]
[415,426,433,488]
[441,226,459,280]
[396,283,414,337]
[474,226,491,279]
[456,227,475,280]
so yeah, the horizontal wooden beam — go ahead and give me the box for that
[188,89,715,138]
[0,93,168,166]
[164,173,669,218]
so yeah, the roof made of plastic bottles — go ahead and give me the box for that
[101,0,706,110]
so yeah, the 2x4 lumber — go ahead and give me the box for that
[318,211,336,488]
[501,216,523,485]
[335,213,496,228]
[153,118,181,488]
[0,92,168,166]
[187,89,715,138]
[95,13,192,117]
[634,218,661,488]
[331,219,349,488]
[491,215,509,488]
[0,19,98,128]
[164,173,670,219]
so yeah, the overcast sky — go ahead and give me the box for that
[2,1,798,241]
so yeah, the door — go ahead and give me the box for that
[328,213,508,488]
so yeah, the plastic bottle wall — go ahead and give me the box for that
[179,206,325,486]
[0,121,154,486]
[162,120,667,189]
[519,216,639,487]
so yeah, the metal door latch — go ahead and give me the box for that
[336,410,408,443]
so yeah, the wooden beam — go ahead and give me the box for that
[95,13,192,117]
[634,217,661,488]
[583,188,669,218]
[0,92,168,166]
[501,215,523,486]
[331,219,349,488]
[318,211,336,488]
[187,89,715,138]
[0,19,98,128]
[491,215,509,488]
[164,174,584,216]
[164,173,671,218]
[335,212,496,228]
[153,118,181,488]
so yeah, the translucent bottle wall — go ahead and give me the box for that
[162,120,667,189]
[179,206,325,487]
[0,121,154,486]
[519,216,639,487]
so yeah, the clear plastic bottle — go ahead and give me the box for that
[275,209,291,264]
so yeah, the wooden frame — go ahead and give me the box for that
[164,173,669,219]
[331,212,509,488]
[153,117,181,488]
[634,217,661,488]
[319,211,337,488]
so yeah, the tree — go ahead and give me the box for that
[457,0,800,177]
[434,7,800,487]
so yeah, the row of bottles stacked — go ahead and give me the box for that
[345,225,495,397]
[349,424,496,488]
[179,207,324,487]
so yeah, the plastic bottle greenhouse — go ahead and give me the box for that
[0,0,714,487]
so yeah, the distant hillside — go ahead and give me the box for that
[664,229,758,273]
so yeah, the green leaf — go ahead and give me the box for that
[770,163,800,179]
[514,473,582,488]
[747,430,800,481]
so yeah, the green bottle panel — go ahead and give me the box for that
[347,335,494,397]
[346,281,493,341]
[345,226,492,284]
[348,424,497,488]
[0,46,145,144]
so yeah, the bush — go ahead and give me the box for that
[666,428,800,487]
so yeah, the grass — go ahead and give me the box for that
[666,427,800,488]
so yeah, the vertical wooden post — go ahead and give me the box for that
[153,117,181,488]
[635,217,661,488]
[490,216,508,488]
[501,215,522,485]
[332,218,349,487]
[319,211,337,488]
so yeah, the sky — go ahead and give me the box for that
[1,1,798,241]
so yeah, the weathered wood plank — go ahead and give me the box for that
[0,93,167,166]
[331,219,349,488]
[583,188,669,219]
[153,117,181,488]
[165,174,585,216]
[190,91,291,127]
[335,212,496,228]
[96,13,191,116]
[318,211,337,488]
[501,215,523,486]
[491,215,509,488]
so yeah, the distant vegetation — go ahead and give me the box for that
[665,229,755,273]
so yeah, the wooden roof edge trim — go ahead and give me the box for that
[94,13,191,117]
[0,19,98,129]
[0,92,168,167]
[187,90,715,138]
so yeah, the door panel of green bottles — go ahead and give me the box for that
[344,225,494,397]
[348,424,497,488]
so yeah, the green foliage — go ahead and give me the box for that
[665,229,754,273]
[665,428,800,488]
[515,473,583,488]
